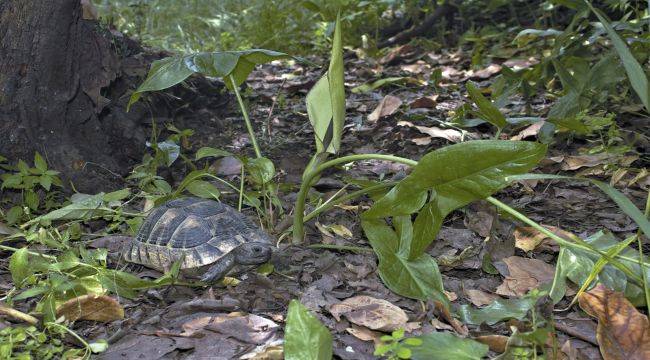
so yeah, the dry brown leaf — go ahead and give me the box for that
[510,121,545,141]
[496,256,555,297]
[56,294,124,323]
[409,95,438,109]
[474,335,508,353]
[513,225,573,252]
[182,312,279,344]
[368,95,402,122]
[503,57,539,70]
[579,284,650,360]
[329,296,408,332]
[440,66,464,79]
[401,61,430,74]
[466,64,502,79]
[411,137,432,146]
[346,324,383,343]
[561,154,616,171]
[464,289,500,307]
[397,120,463,143]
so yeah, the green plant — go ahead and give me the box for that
[374,329,422,360]
[1,153,63,225]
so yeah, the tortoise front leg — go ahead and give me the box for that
[200,253,236,283]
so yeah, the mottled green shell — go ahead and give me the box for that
[124,197,271,271]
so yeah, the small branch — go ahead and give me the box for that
[0,303,39,325]
[229,75,262,158]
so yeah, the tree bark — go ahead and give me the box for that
[0,0,141,192]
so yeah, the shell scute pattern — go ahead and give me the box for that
[127,197,271,271]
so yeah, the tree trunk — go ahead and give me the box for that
[0,0,142,192]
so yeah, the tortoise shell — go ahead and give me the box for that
[123,197,272,271]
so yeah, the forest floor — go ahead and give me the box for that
[2,42,649,359]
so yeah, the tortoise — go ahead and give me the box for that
[123,197,273,283]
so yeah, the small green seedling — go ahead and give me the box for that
[374,329,423,360]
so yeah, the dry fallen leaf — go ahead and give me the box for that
[510,121,545,141]
[368,95,402,122]
[409,95,438,109]
[579,284,650,360]
[346,324,383,343]
[56,294,124,322]
[397,120,463,143]
[561,154,612,171]
[466,64,502,79]
[329,296,408,332]
[513,225,574,252]
[182,312,279,344]
[464,289,500,307]
[503,57,539,71]
[496,256,555,297]
[474,334,508,353]
[401,61,430,74]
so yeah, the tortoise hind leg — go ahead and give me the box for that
[200,253,236,283]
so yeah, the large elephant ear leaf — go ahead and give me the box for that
[306,14,345,154]
[128,49,298,110]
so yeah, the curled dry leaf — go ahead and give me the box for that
[513,225,574,252]
[496,256,555,297]
[474,334,508,353]
[466,64,502,79]
[368,95,402,122]
[397,120,463,143]
[329,295,408,332]
[182,312,279,345]
[464,289,500,307]
[409,95,438,109]
[578,284,650,360]
[510,121,545,141]
[346,324,383,343]
[56,294,124,323]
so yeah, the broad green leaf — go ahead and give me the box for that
[129,49,297,109]
[195,147,232,160]
[34,152,47,173]
[27,193,106,225]
[2,173,22,189]
[24,190,39,211]
[466,82,507,129]
[410,332,489,360]
[364,141,546,257]
[284,300,333,360]
[362,218,447,305]
[548,230,648,306]
[458,289,546,325]
[13,285,48,301]
[9,248,31,287]
[246,157,275,185]
[103,188,131,202]
[185,180,220,200]
[587,3,650,112]
[9,205,28,225]
[306,14,344,154]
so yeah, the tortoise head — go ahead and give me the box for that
[233,242,272,265]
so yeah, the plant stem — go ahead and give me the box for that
[0,244,56,260]
[292,154,417,243]
[229,75,262,159]
[303,182,395,223]
[637,190,650,308]
[487,196,647,282]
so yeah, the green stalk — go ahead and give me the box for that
[487,196,645,284]
[303,182,396,224]
[292,154,417,243]
[638,190,650,307]
[229,75,262,159]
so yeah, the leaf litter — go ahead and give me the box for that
[1,35,648,360]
